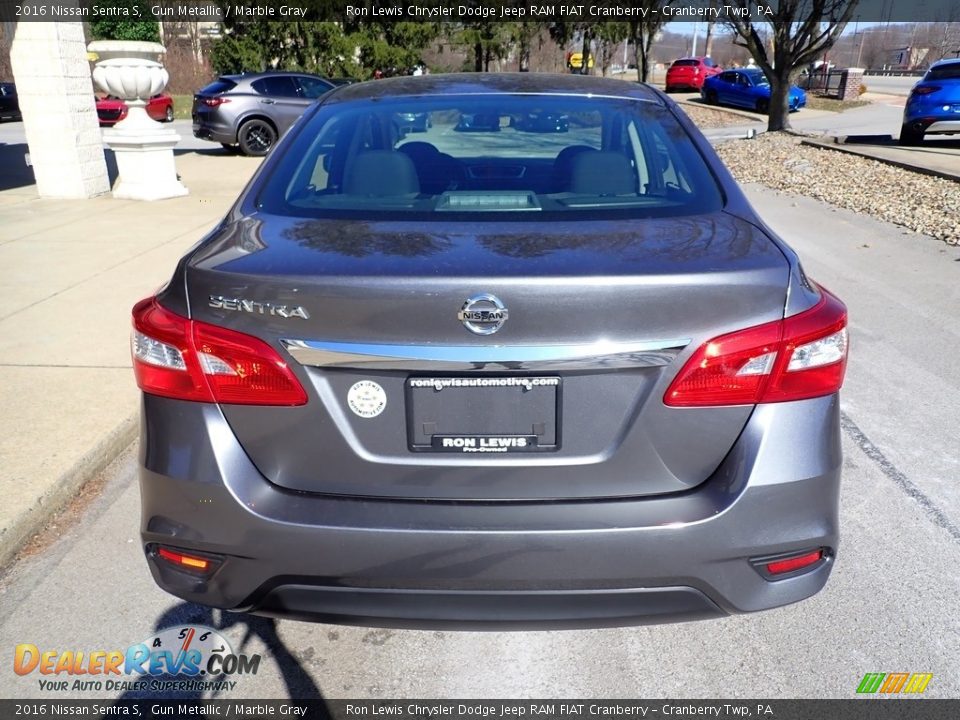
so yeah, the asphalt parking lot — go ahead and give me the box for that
[0,182,957,700]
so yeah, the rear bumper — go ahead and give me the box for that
[925,119,960,134]
[665,76,703,91]
[139,394,841,628]
[192,119,236,144]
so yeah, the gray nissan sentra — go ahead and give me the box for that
[132,73,848,628]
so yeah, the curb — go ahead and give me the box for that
[799,138,960,183]
[0,409,138,570]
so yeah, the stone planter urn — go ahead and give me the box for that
[89,41,187,200]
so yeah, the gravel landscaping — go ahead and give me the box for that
[678,102,759,128]
[714,132,960,246]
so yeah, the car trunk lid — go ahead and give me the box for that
[183,212,789,501]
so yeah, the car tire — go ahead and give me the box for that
[756,99,769,114]
[164,106,174,123]
[705,90,718,105]
[238,118,278,157]
[899,124,923,146]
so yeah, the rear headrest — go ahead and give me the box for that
[344,150,420,196]
[398,142,441,162]
[569,151,636,196]
[552,145,596,192]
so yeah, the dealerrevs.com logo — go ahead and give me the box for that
[13,625,261,693]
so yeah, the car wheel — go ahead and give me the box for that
[238,118,278,157]
[756,99,769,114]
[899,124,924,146]
[705,90,718,105]
[164,106,174,123]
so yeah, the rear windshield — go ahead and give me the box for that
[927,64,960,81]
[672,60,700,67]
[198,79,237,95]
[256,95,724,220]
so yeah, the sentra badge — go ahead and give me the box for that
[209,295,309,320]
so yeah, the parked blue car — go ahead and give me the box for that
[701,68,806,114]
[900,58,960,145]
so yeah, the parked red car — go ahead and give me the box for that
[665,57,722,92]
[96,94,174,126]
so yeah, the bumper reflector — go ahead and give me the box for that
[765,549,824,576]
[157,547,215,573]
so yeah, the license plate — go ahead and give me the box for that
[407,376,560,453]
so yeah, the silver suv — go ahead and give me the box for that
[192,72,335,156]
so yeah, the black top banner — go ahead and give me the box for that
[3,0,960,24]
[2,700,960,720]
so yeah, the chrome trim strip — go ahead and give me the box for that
[281,338,689,371]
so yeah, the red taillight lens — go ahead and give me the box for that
[765,549,823,576]
[192,321,308,405]
[131,297,307,406]
[664,286,847,407]
[131,298,212,402]
[202,97,231,107]
[911,85,940,96]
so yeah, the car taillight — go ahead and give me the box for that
[131,297,307,406]
[910,85,940,96]
[202,97,231,107]
[664,285,847,407]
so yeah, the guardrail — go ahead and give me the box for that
[863,70,925,77]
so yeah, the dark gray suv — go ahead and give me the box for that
[192,72,335,156]
[135,73,848,629]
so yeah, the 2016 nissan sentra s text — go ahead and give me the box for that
[131,73,848,629]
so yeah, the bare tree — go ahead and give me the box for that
[0,23,13,81]
[728,0,860,131]
[595,23,629,77]
[704,0,719,57]
[629,1,676,83]
[508,22,546,72]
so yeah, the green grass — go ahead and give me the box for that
[804,95,871,112]
[170,94,193,120]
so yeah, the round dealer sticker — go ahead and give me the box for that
[347,381,387,418]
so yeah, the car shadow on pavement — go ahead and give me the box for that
[173,147,242,157]
[0,143,36,190]
[114,602,330,712]
[844,136,960,151]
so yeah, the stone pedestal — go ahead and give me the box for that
[91,49,188,201]
[838,68,865,101]
[105,111,187,201]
